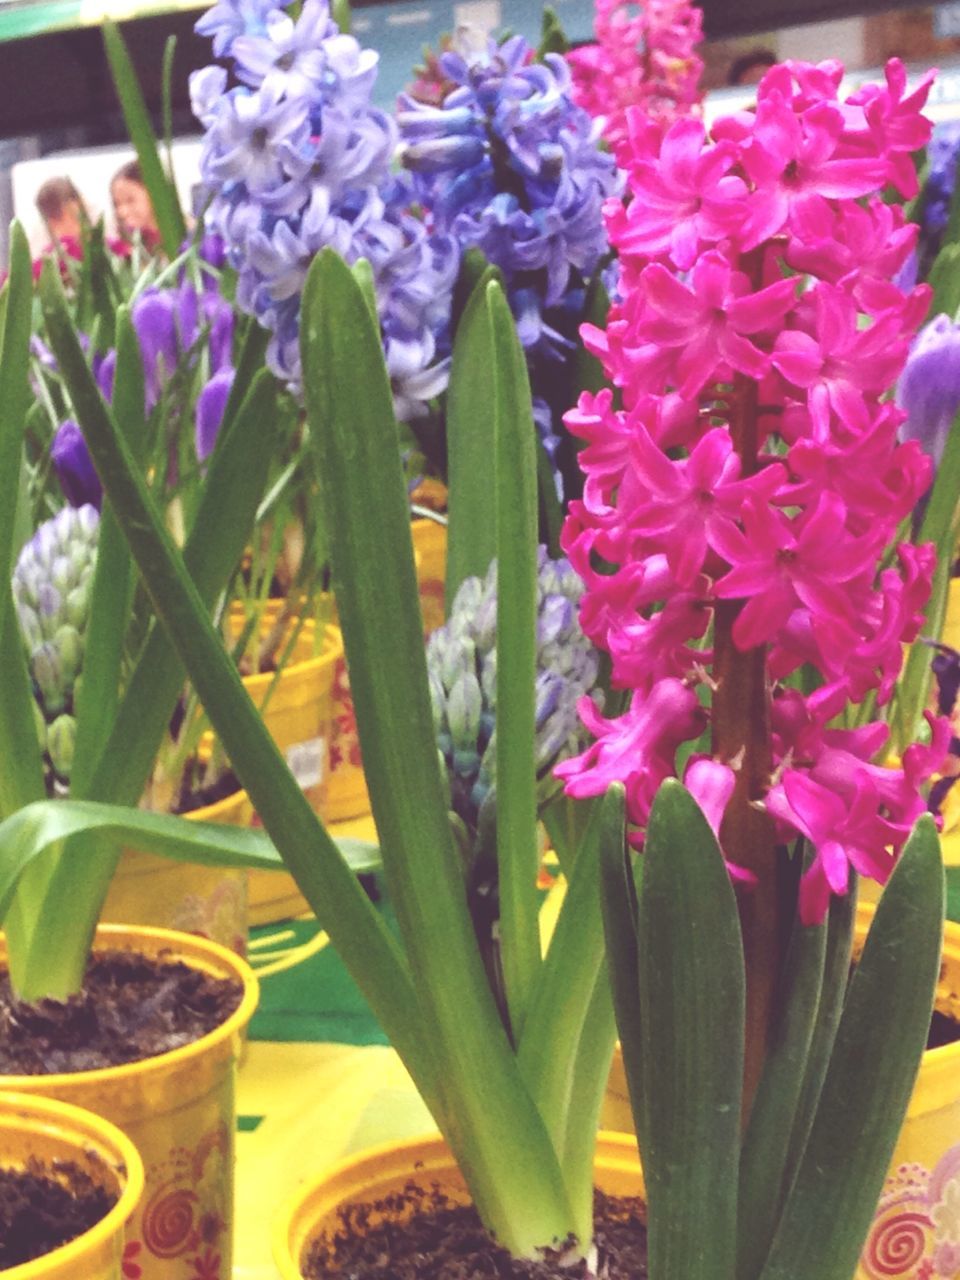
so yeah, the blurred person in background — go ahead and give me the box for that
[33,176,87,278]
[728,47,777,85]
[110,159,160,249]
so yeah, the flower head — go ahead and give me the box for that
[192,0,455,419]
[558,56,942,921]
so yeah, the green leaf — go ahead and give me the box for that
[761,817,944,1280]
[598,783,645,1154]
[490,279,541,1040]
[948,865,960,922]
[780,876,856,1200]
[0,232,49,995]
[444,263,501,605]
[0,226,45,819]
[0,797,381,923]
[350,258,378,326]
[537,5,570,56]
[518,786,623,1241]
[302,248,575,1256]
[70,306,144,798]
[218,315,270,447]
[638,779,743,1280]
[332,0,350,34]
[161,35,177,179]
[891,398,960,753]
[737,852,827,1280]
[102,21,187,258]
[41,255,448,1121]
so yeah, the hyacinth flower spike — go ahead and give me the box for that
[563,53,945,1280]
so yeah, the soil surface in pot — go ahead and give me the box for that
[0,1159,115,1267]
[174,764,241,815]
[0,950,242,1074]
[928,1007,960,1049]
[303,1186,647,1279]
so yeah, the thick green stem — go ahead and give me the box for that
[713,343,789,1119]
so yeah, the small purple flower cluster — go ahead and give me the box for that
[191,0,457,418]
[397,34,620,360]
[51,247,237,508]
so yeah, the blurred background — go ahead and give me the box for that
[4,0,960,263]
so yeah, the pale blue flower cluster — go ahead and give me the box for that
[191,0,457,417]
[427,548,601,841]
[397,34,619,360]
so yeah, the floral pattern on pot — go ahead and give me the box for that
[862,1144,960,1278]
[126,1122,230,1279]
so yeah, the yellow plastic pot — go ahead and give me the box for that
[223,610,342,925]
[0,924,258,1280]
[273,1131,642,1279]
[0,1091,144,1280]
[602,909,960,1280]
[101,786,252,954]
[411,517,447,637]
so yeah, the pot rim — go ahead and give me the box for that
[0,923,258,1090]
[272,1130,641,1280]
[241,622,343,694]
[0,1089,145,1279]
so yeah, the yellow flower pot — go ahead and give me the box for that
[101,787,252,954]
[1,924,258,1280]
[602,908,960,1280]
[0,1091,144,1280]
[272,1131,642,1279]
[411,516,447,637]
[222,610,342,926]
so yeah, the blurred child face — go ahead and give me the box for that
[48,198,83,242]
[112,178,157,237]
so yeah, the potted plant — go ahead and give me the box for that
[51,43,953,1253]
[0,225,375,1280]
[0,1090,144,1278]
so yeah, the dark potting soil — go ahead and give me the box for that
[928,1007,960,1050]
[0,1159,115,1268]
[0,950,242,1074]
[174,765,241,815]
[302,1186,648,1280]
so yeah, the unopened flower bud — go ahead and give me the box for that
[31,642,65,715]
[46,713,76,779]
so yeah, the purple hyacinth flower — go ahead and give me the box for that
[195,367,236,460]
[195,0,275,58]
[897,314,960,467]
[132,289,180,411]
[51,420,102,509]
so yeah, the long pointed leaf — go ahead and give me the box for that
[598,783,646,1155]
[102,21,187,258]
[639,779,743,1280]
[781,875,856,1191]
[737,852,827,1280]
[0,798,380,922]
[302,248,575,1255]
[518,787,622,1136]
[70,306,144,798]
[444,263,500,605]
[490,279,541,1040]
[761,817,943,1280]
[39,260,447,1119]
[0,230,49,994]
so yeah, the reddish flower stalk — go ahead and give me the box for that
[558,57,948,1093]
